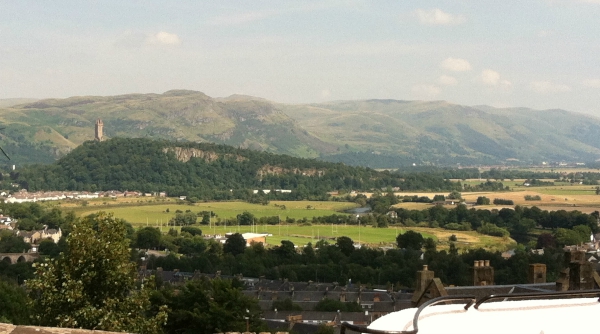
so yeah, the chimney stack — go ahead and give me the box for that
[472,259,494,286]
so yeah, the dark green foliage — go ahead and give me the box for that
[0,232,31,253]
[524,195,542,201]
[153,277,265,334]
[336,236,355,256]
[37,239,60,258]
[135,227,162,249]
[396,231,424,250]
[0,279,30,324]
[15,137,443,199]
[476,196,490,205]
[223,233,246,256]
[493,198,514,205]
[181,226,202,236]
[477,223,510,237]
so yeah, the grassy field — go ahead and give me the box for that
[69,200,360,226]
[63,198,513,251]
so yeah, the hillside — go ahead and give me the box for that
[2,90,600,167]
[0,90,336,165]
[15,137,456,199]
[280,100,600,166]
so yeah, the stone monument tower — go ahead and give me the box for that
[94,119,103,141]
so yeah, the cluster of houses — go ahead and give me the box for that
[0,189,167,204]
[139,246,600,334]
[0,214,62,254]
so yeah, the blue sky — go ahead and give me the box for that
[2,0,600,116]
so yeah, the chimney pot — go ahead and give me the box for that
[423,265,428,271]
[484,260,490,267]
[474,261,479,267]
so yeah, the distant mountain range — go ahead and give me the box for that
[1,90,600,167]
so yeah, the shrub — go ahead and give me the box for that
[493,198,514,205]
[477,222,510,237]
[524,195,541,201]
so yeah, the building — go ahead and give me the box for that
[94,119,103,141]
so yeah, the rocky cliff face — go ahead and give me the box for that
[163,147,246,163]
[256,164,325,178]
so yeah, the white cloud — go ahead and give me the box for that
[412,84,440,97]
[321,89,331,99]
[414,8,466,25]
[440,58,471,72]
[147,31,181,46]
[583,79,600,88]
[529,81,571,93]
[480,69,511,89]
[438,75,457,86]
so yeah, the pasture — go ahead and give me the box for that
[65,199,512,251]
[69,200,359,226]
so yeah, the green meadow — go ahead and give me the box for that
[71,200,360,226]
[67,199,512,250]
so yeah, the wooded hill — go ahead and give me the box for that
[2,90,600,167]
[12,138,462,199]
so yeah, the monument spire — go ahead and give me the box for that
[94,119,103,141]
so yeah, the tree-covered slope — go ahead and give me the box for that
[15,138,448,199]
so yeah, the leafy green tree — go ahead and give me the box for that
[476,196,490,205]
[237,211,255,226]
[396,231,424,250]
[223,233,246,256]
[447,191,462,200]
[135,227,162,249]
[37,239,60,258]
[0,232,30,253]
[155,277,265,334]
[26,213,167,333]
[180,226,202,236]
[336,236,355,257]
[0,279,31,324]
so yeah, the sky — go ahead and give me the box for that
[2,0,600,116]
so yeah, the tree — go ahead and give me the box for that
[135,227,162,249]
[237,211,255,226]
[396,231,424,250]
[476,196,490,205]
[447,191,462,200]
[26,213,167,333]
[223,233,246,256]
[180,226,202,236]
[155,277,265,334]
[0,279,30,324]
[0,232,30,253]
[37,239,60,258]
[336,236,355,257]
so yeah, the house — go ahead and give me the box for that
[16,227,62,245]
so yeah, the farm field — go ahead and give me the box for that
[63,198,513,251]
[68,200,360,226]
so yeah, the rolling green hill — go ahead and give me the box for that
[13,137,461,198]
[1,90,600,167]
